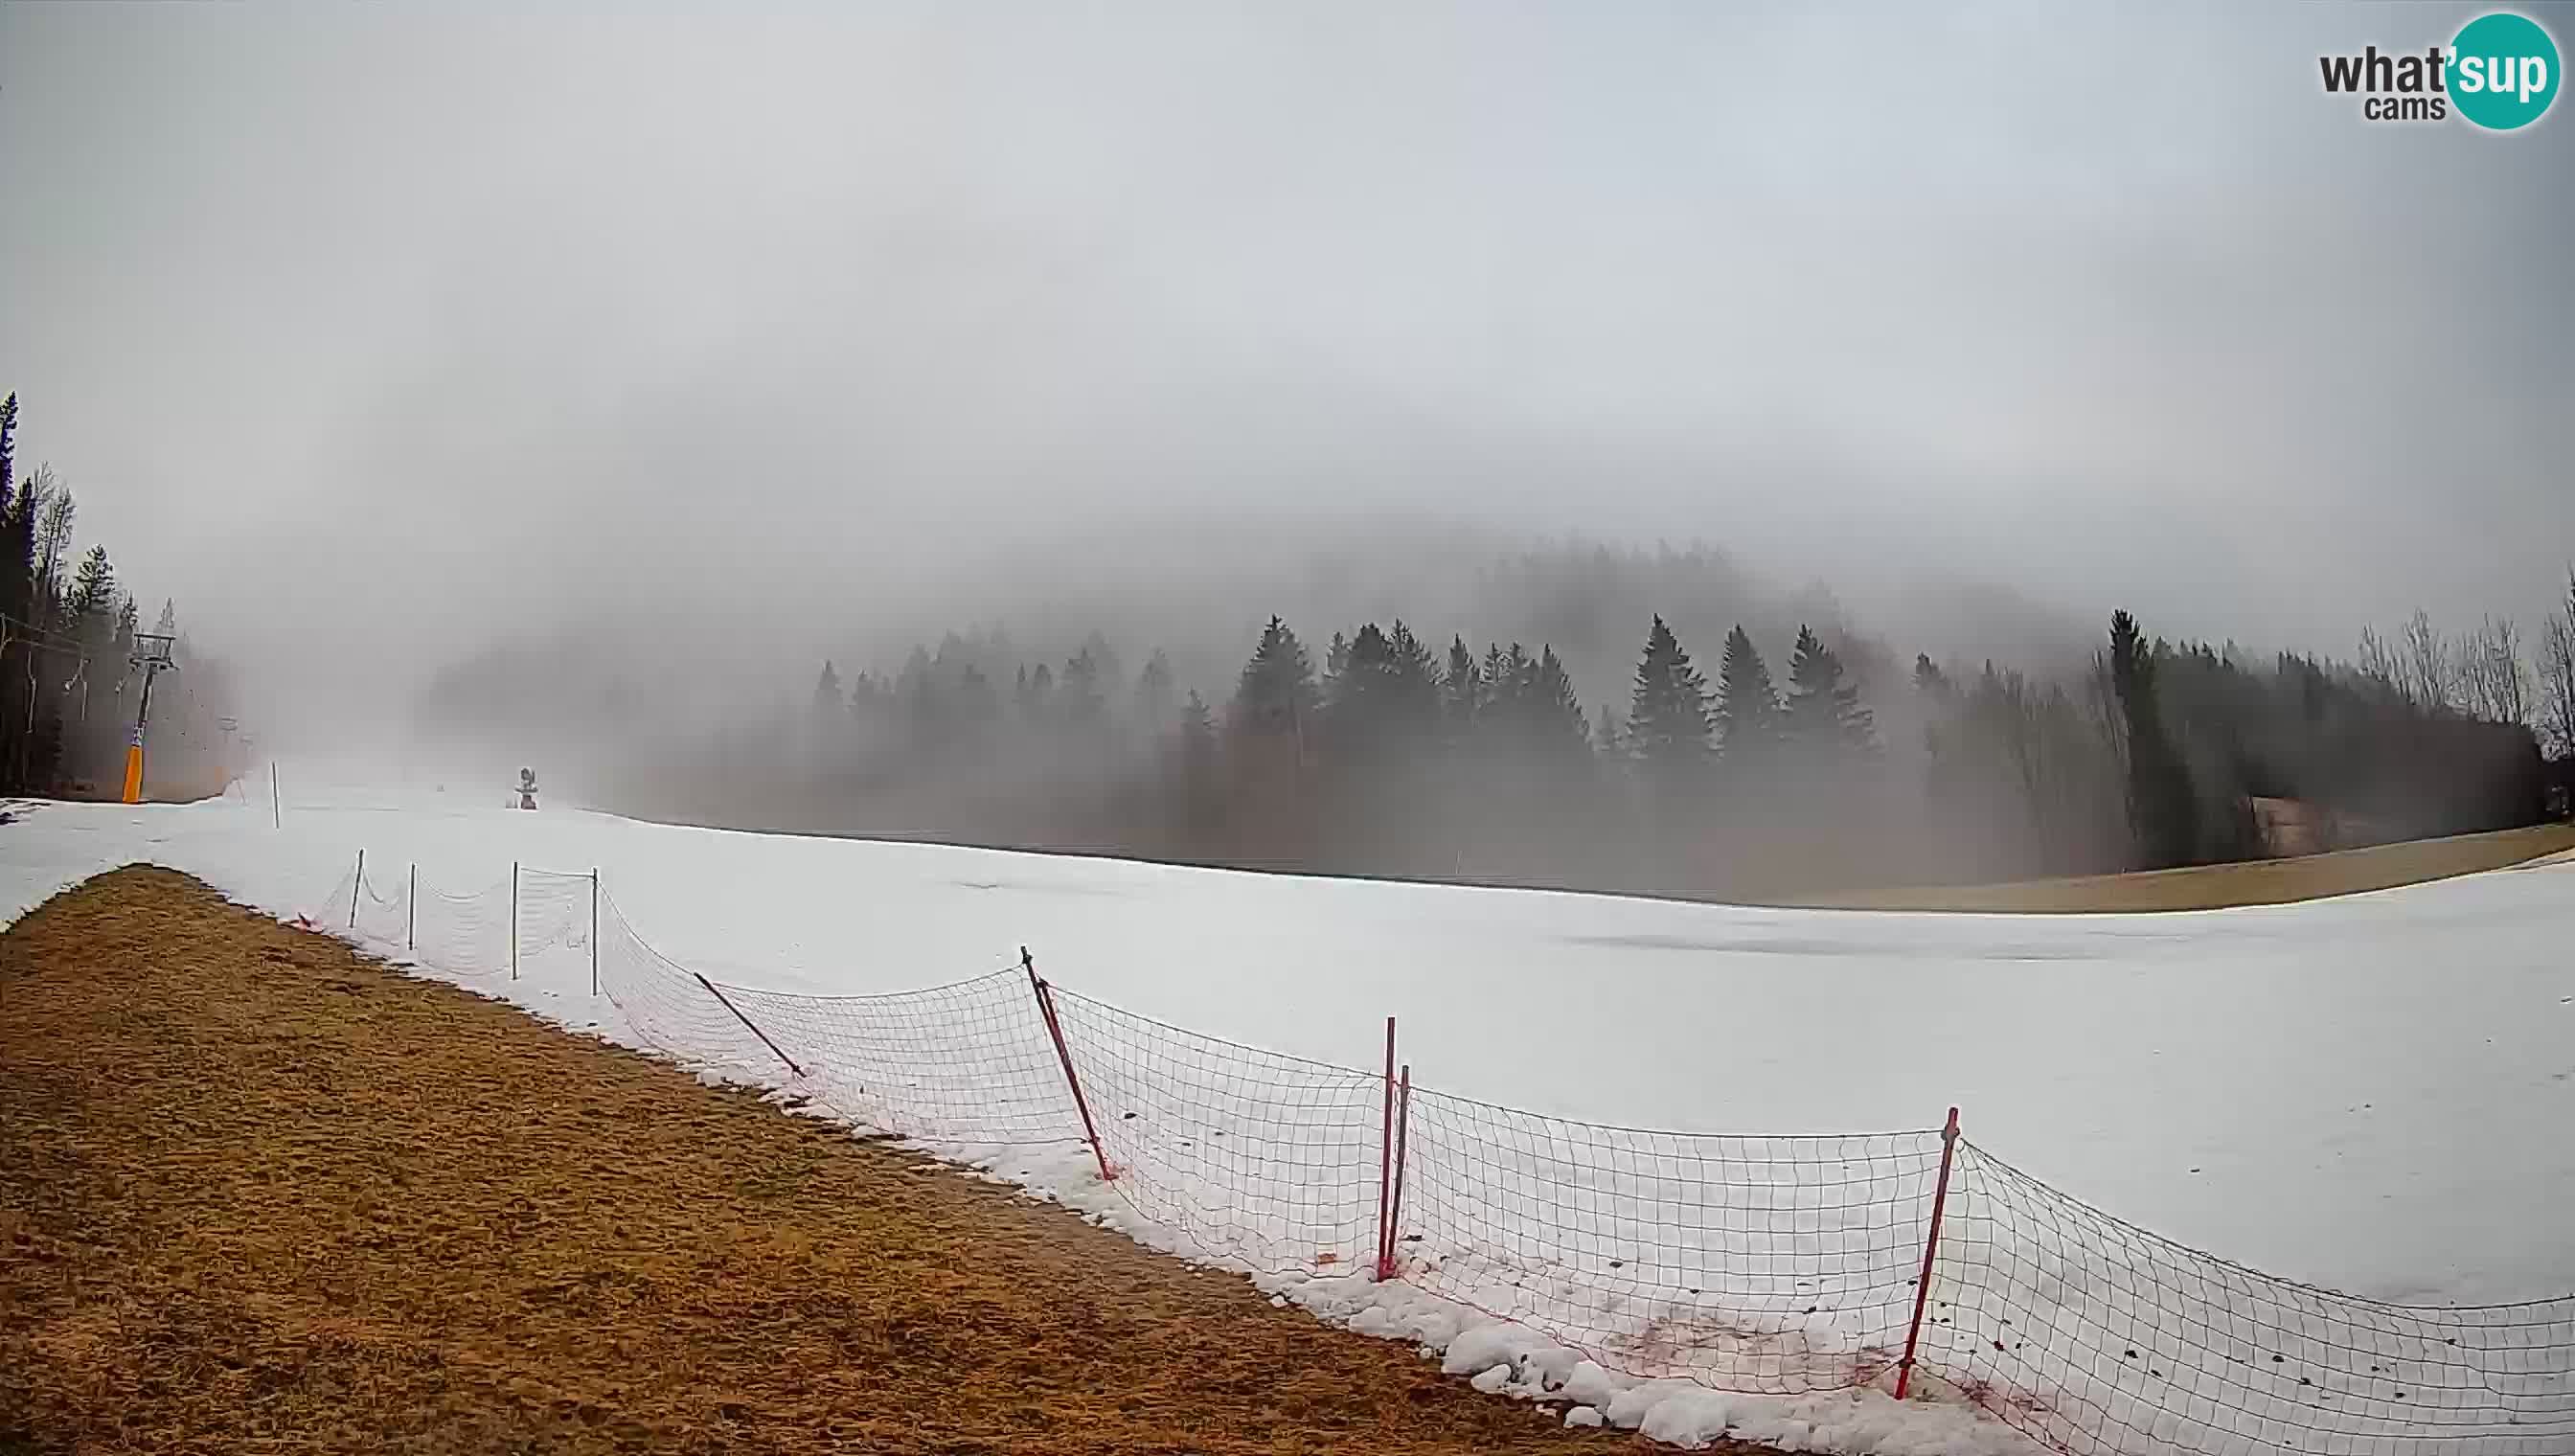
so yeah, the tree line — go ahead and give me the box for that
[589,585,2560,898]
[0,395,239,798]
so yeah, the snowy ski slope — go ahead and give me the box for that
[3,766,2570,1453]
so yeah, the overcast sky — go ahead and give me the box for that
[1,3,2567,712]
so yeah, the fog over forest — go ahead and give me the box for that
[2,5,2568,893]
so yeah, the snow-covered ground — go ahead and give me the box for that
[4,768,2570,1455]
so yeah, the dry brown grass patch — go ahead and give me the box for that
[1,867,1762,1454]
[1794,821,2575,913]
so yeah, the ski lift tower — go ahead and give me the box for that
[121,632,177,805]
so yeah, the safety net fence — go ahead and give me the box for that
[298,854,2573,1456]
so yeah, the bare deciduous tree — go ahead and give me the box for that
[23,466,75,631]
[2541,569,2575,757]
[2358,625,2405,702]
[2454,614,2529,725]
[2401,608,2452,714]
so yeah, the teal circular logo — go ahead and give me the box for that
[2451,11,2560,130]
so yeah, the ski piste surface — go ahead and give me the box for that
[3,766,2568,1451]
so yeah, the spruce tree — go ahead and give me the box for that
[1328,623,1395,722]
[1785,625,1876,755]
[2109,609,2199,868]
[1383,621,1442,741]
[1325,622,1436,760]
[1076,631,1123,705]
[68,545,115,630]
[1132,649,1175,729]
[1627,616,1713,781]
[1529,647,1591,761]
[1058,648,1105,724]
[1442,635,1483,741]
[1,448,35,632]
[1233,615,1318,739]
[900,645,946,751]
[1714,625,1784,762]
[805,662,844,766]
[1178,689,1221,829]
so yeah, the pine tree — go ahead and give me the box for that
[1528,647,1591,760]
[1626,616,1713,780]
[810,660,844,720]
[1442,635,1483,741]
[2109,609,2198,868]
[1714,625,1784,761]
[1785,625,1876,756]
[2,449,36,632]
[1077,630,1123,706]
[896,645,945,752]
[1059,648,1105,724]
[1386,623,1440,719]
[1178,689,1221,829]
[1232,615,1318,739]
[1329,623,1392,710]
[1132,649,1175,730]
[68,546,115,630]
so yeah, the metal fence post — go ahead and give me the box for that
[1375,1016,1397,1279]
[1895,1106,1962,1400]
[693,972,805,1077]
[1025,947,1114,1182]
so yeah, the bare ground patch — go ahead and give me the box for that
[1791,821,2575,913]
[0,867,1757,1454]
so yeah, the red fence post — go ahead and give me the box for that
[1370,1014,1390,1278]
[692,971,807,1078]
[1025,947,1115,1183]
[1895,1106,1962,1401]
[1379,1062,1412,1281]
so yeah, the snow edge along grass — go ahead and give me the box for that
[275,889,2040,1456]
